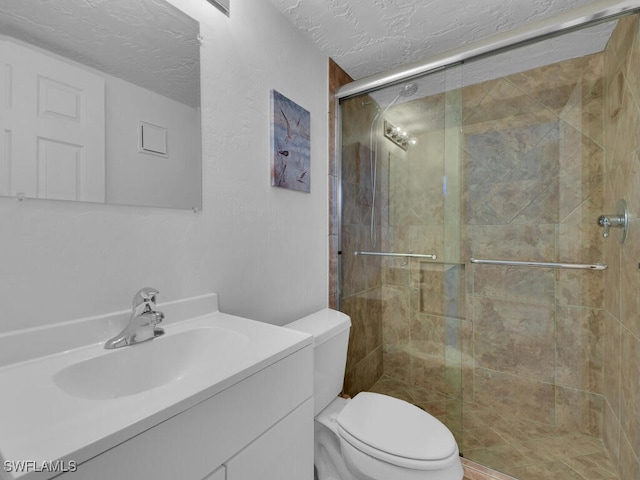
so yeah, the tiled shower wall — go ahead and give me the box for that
[364,52,609,448]
[329,59,351,311]
[378,89,467,413]
[602,15,640,479]
[461,51,606,434]
[331,59,386,395]
[341,49,609,437]
[332,15,640,476]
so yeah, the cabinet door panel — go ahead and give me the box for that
[202,465,225,480]
[225,399,313,480]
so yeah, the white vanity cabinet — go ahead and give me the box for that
[202,466,225,480]
[54,344,313,480]
[225,399,313,480]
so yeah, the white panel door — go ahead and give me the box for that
[0,40,105,202]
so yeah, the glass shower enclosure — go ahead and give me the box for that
[337,4,639,478]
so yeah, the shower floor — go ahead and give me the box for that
[369,376,619,480]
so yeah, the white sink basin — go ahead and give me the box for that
[0,293,313,480]
[53,327,250,399]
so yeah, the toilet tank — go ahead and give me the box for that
[284,309,351,415]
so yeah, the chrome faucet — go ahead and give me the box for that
[104,288,165,349]
[597,199,629,243]
[597,214,618,238]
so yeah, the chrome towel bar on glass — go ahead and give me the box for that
[354,251,437,260]
[469,258,607,270]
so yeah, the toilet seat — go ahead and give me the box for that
[336,392,458,470]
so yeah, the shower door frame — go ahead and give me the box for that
[334,0,640,309]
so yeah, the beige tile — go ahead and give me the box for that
[462,78,501,112]
[620,329,640,461]
[368,375,412,402]
[343,295,367,367]
[563,451,618,479]
[406,225,444,259]
[409,312,445,357]
[381,285,410,345]
[473,368,555,426]
[558,431,609,455]
[461,428,510,451]
[381,344,411,384]
[557,118,604,220]
[602,400,620,469]
[511,180,560,225]
[560,63,604,148]
[416,263,466,318]
[507,55,590,108]
[555,386,604,437]
[610,15,638,67]
[382,257,410,286]
[623,17,640,107]
[556,306,604,392]
[473,264,555,305]
[602,202,621,319]
[466,79,550,125]
[506,460,586,480]
[473,297,555,382]
[556,268,604,310]
[407,349,447,395]
[557,223,603,268]
[618,432,640,480]
[620,220,640,339]
[490,420,554,444]
[516,435,583,462]
[467,224,556,262]
[344,347,383,397]
[415,265,448,316]
[465,442,537,471]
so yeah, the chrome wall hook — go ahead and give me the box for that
[598,199,628,244]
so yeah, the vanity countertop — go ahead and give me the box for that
[0,294,312,480]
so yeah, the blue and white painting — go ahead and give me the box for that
[270,90,311,193]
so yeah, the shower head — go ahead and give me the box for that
[399,83,418,98]
[383,83,418,108]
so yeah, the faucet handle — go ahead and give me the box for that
[597,215,612,238]
[597,199,629,243]
[132,287,159,315]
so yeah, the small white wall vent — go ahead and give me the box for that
[206,0,229,16]
[139,121,168,157]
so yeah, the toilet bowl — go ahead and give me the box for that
[285,309,463,480]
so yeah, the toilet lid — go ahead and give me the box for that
[337,392,457,463]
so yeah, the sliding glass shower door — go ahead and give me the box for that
[339,67,465,441]
[338,11,632,478]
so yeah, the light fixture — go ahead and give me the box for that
[384,120,416,150]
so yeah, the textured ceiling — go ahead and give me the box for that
[0,0,200,107]
[266,0,606,80]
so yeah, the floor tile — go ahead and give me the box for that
[368,375,620,480]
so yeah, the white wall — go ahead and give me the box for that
[0,0,328,333]
[106,75,201,209]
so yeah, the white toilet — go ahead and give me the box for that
[285,309,464,480]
